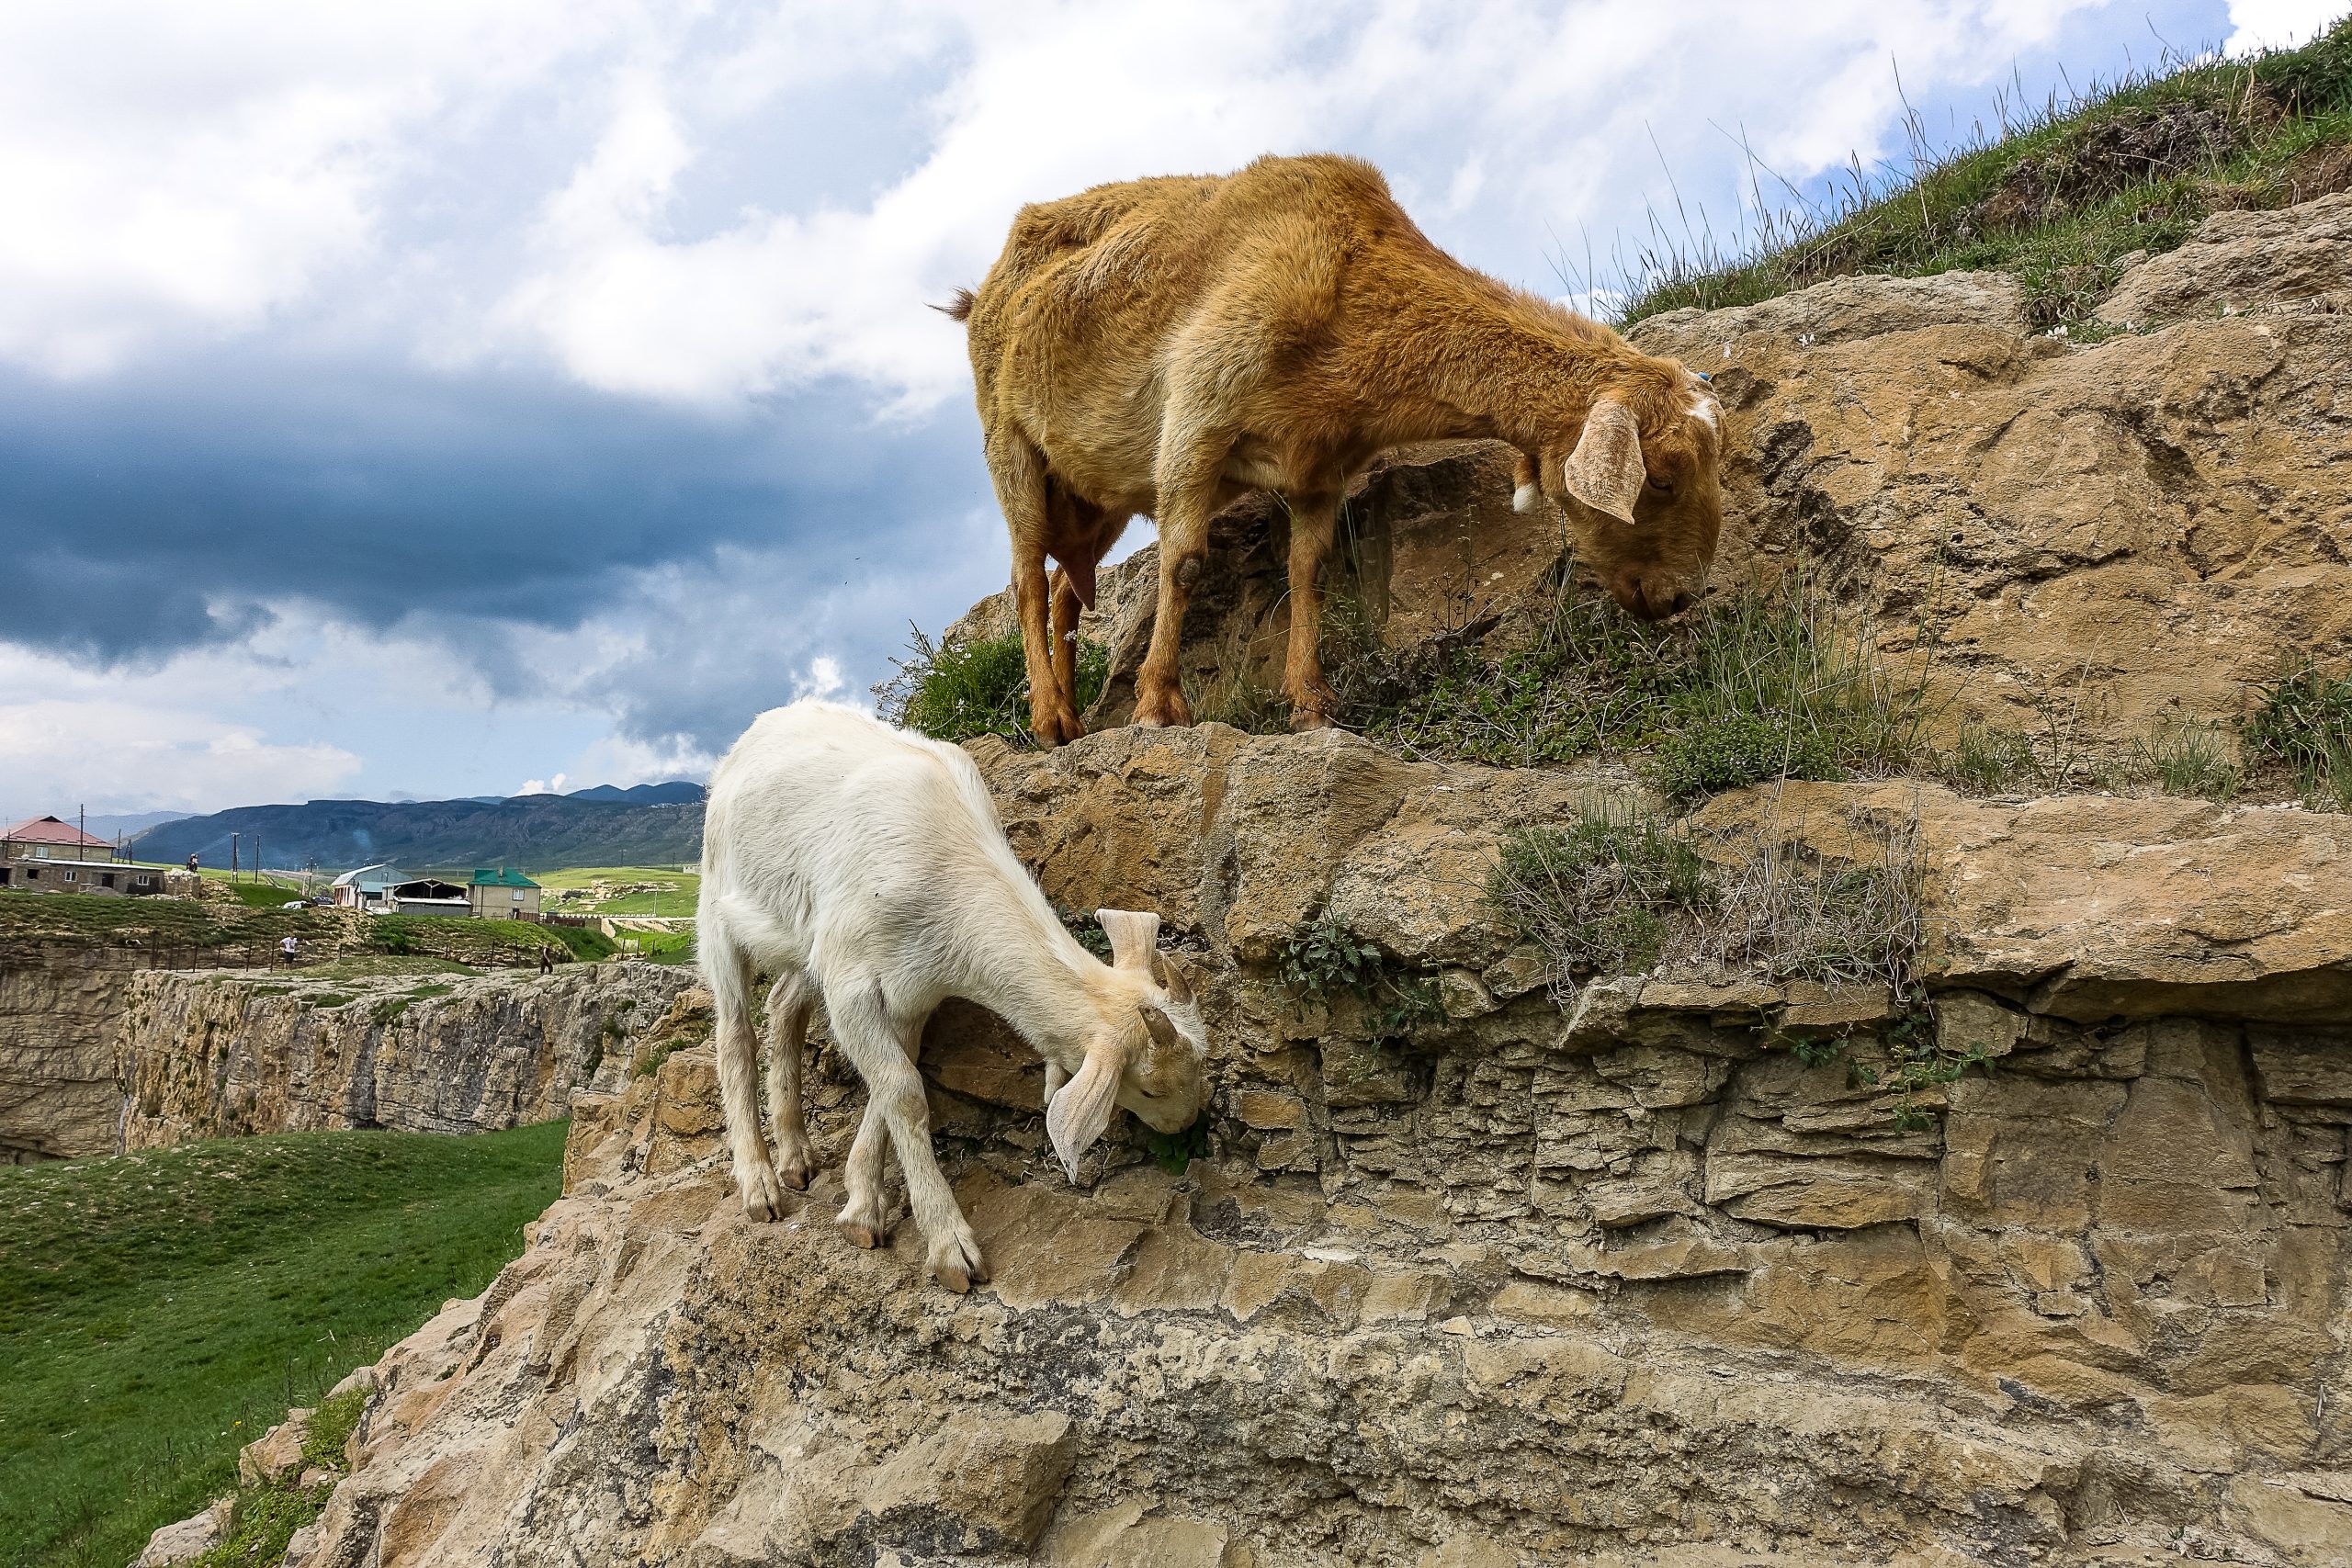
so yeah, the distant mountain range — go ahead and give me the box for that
[130,782,707,874]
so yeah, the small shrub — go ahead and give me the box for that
[1487,806,1713,986]
[1689,824,1925,992]
[1278,908,1446,1035]
[1650,712,1839,800]
[1054,904,1115,960]
[1140,1116,1212,1175]
[1939,722,2041,795]
[302,1387,367,1470]
[875,625,1110,743]
[1279,908,1385,1000]
[2242,660,2352,810]
[2128,717,2242,801]
[1355,569,1926,800]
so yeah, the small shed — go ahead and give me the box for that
[389,877,469,917]
[469,867,543,920]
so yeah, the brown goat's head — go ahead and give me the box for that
[1521,366,1724,621]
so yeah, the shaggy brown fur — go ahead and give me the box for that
[954,153,1725,744]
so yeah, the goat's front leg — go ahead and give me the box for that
[1281,491,1340,730]
[763,970,816,1190]
[829,984,987,1292]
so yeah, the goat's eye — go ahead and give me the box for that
[1646,478,1674,497]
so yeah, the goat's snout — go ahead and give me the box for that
[1611,569,1696,622]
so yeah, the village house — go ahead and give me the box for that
[469,866,542,920]
[0,816,162,897]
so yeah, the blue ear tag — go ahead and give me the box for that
[1694,371,1712,381]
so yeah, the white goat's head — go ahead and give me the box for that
[1046,908,1209,1181]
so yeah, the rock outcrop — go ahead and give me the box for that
[202,194,2352,1567]
[279,724,2352,1566]
[0,943,226,1160]
[115,964,698,1148]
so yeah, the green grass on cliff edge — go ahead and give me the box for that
[0,1122,568,1568]
[1615,17,2352,327]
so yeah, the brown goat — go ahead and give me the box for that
[950,153,1725,744]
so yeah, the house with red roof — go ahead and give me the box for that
[1,816,162,897]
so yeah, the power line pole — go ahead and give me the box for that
[231,832,239,883]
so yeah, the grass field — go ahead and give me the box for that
[0,1122,569,1568]
[0,890,591,969]
[529,864,700,918]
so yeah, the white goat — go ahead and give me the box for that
[697,701,1209,1292]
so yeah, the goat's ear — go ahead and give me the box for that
[1096,908,1161,970]
[1046,1036,1131,1183]
[1148,951,1193,1007]
[1564,400,1644,524]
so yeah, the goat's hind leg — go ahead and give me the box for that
[707,924,786,1221]
[763,970,816,1190]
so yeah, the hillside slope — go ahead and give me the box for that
[132,789,704,874]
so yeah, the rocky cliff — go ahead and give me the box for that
[114,964,700,1149]
[0,944,213,1161]
[182,195,2352,1568]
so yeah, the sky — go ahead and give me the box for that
[1,0,2342,820]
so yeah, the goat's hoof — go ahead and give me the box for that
[1289,707,1335,733]
[774,1149,812,1191]
[842,1223,880,1249]
[738,1166,786,1223]
[931,1235,989,1293]
[1134,693,1193,729]
[1030,700,1086,748]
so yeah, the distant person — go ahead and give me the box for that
[186,853,199,873]
[279,933,299,968]
[538,946,554,976]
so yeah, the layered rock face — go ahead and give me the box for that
[115,964,698,1148]
[263,197,2352,1567]
[287,726,2352,1567]
[0,943,225,1160]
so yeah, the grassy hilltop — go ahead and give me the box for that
[1617,16,2352,327]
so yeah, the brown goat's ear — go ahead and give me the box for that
[1148,951,1193,1006]
[1046,1035,1131,1183]
[1096,908,1162,970]
[1564,400,1644,524]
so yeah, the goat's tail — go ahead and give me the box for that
[932,288,977,323]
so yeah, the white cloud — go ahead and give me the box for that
[515,773,570,796]
[0,0,610,373]
[2224,0,2346,52]
[493,0,2109,408]
[0,694,360,818]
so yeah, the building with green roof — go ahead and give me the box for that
[468,866,543,920]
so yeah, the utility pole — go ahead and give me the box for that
[231,833,239,882]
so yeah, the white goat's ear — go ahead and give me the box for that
[1564,400,1644,524]
[1096,908,1161,971]
[1046,1037,1131,1183]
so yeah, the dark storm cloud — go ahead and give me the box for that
[0,348,988,665]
